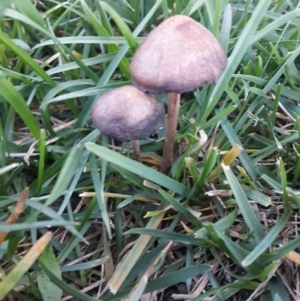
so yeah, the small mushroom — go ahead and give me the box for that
[130,15,227,173]
[92,86,165,162]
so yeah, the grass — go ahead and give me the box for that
[1,0,300,300]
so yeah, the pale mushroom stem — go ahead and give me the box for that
[160,92,180,174]
[131,139,142,163]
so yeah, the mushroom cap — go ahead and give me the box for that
[92,86,165,142]
[130,15,227,94]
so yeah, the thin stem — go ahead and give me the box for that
[131,140,142,163]
[160,92,180,174]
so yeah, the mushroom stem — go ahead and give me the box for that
[131,140,142,163]
[160,92,180,174]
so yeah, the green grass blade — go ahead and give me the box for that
[145,264,212,292]
[205,223,264,275]
[220,117,257,180]
[192,147,219,196]
[278,157,288,205]
[80,0,130,79]
[39,262,100,301]
[242,209,291,267]
[0,77,40,139]
[85,143,191,197]
[219,4,232,52]
[201,105,236,130]
[37,244,62,301]
[89,154,111,239]
[0,221,75,232]
[126,228,199,245]
[0,30,55,86]
[222,163,264,242]
[158,189,201,226]
[97,0,164,86]
[267,235,300,263]
[13,0,46,28]
[44,147,80,206]
[100,2,138,52]
[269,277,290,301]
[61,257,108,272]
[36,129,46,195]
[201,0,272,122]
[195,208,237,238]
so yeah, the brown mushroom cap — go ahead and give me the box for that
[92,86,165,142]
[130,15,227,94]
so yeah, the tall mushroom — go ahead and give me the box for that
[92,86,165,162]
[130,15,227,174]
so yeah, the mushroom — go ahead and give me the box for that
[130,15,227,174]
[92,86,165,162]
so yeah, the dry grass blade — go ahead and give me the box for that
[0,232,52,299]
[108,211,165,294]
[284,251,300,266]
[125,241,173,301]
[0,187,28,244]
[209,144,243,180]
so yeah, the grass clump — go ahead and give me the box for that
[1,0,300,300]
